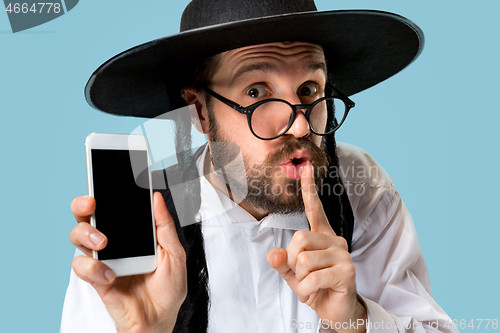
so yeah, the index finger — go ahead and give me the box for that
[301,164,333,234]
[70,195,96,223]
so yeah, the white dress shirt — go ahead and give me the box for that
[60,143,457,333]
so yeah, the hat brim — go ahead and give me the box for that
[85,9,424,118]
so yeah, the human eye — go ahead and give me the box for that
[298,82,319,97]
[245,84,270,99]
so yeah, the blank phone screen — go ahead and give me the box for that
[91,149,155,260]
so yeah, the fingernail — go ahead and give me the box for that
[90,232,104,245]
[299,163,312,178]
[270,252,279,264]
[299,165,308,177]
[104,269,115,282]
[79,196,89,208]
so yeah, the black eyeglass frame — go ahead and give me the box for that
[200,84,355,140]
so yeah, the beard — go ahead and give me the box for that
[207,107,329,215]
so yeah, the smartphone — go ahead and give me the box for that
[85,133,157,277]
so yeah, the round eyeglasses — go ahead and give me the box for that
[200,84,355,140]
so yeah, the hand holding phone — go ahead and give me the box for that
[85,133,157,276]
[69,133,188,332]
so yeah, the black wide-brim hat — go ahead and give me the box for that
[85,0,424,119]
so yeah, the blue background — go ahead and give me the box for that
[1,0,499,331]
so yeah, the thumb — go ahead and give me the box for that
[153,192,185,259]
[266,248,308,303]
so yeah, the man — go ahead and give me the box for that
[61,1,457,332]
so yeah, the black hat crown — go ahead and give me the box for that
[181,0,317,31]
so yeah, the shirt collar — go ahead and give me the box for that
[196,145,310,232]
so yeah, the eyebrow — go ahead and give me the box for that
[230,61,327,85]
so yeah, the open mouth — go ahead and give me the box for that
[279,151,313,180]
[292,158,303,165]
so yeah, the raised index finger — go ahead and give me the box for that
[301,164,333,234]
[70,195,96,223]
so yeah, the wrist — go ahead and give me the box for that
[147,311,180,333]
[116,321,175,333]
[115,308,180,333]
[319,294,367,333]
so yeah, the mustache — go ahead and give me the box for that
[264,138,330,169]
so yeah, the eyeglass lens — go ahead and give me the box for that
[250,98,346,139]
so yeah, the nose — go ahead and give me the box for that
[273,91,311,139]
[284,107,310,139]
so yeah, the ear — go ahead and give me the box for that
[181,86,210,134]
